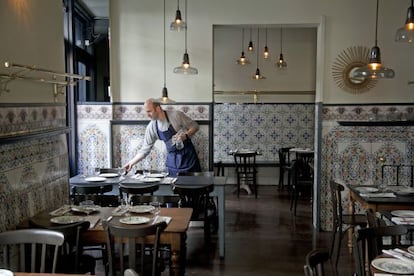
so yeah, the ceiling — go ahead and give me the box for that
[78,0,109,19]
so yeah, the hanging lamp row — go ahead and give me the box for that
[236,28,288,80]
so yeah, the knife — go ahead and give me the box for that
[394,248,414,261]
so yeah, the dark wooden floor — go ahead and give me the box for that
[182,186,354,276]
[95,185,355,275]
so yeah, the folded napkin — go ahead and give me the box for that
[360,192,396,198]
[153,216,172,225]
[49,205,71,216]
[391,217,414,225]
[85,216,100,229]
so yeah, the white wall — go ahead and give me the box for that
[0,0,65,103]
[110,0,414,104]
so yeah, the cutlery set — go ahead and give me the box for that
[383,248,414,263]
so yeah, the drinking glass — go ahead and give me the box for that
[150,202,161,217]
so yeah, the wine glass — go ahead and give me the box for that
[150,202,161,218]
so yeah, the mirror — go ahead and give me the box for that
[332,46,377,94]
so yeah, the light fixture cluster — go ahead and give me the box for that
[236,27,288,80]
[156,0,198,104]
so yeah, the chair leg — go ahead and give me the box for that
[279,169,285,189]
[237,175,240,198]
[254,176,257,199]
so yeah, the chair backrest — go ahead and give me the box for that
[172,183,214,220]
[329,180,344,229]
[303,249,331,276]
[292,159,313,183]
[104,220,167,276]
[278,147,293,166]
[130,195,180,208]
[353,225,408,276]
[177,171,215,177]
[71,184,113,195]
[28,220,91,273]
[119,183,159,198]
[233,152,256,175]
[0,228,64,273]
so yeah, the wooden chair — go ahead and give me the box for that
[278,147,294,190]
[353,225,408,276]
[28,220,95,274]
[233,152,258,198]
[290,159,313,216]
[119,182,159,203]
[0,228,64,273]
[303,248,334,276]
[329,180,367,268]
[103,220,167,276]
[173,183,216,243]
[71,183,114,205]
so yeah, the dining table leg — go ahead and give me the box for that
[167,232,187,276]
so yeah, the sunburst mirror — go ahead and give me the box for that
[332,46,377,94]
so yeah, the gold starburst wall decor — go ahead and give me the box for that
[332,46,377,94]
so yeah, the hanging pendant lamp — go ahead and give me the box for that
[352,0,395,80]
[248,28,254,52]
[263,28,270,59]
[173,0,198,74]
[156,0,176,104]
[395,0,414,42]
[170,0,187,31]
[276,28,287,69]
[236,28,250,65]
[252,28,265,80]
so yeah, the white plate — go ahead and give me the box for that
[391,210,414,218]
[50,215,85,224]
[0,269,13,276]
[129,205,155,213]
[142,177,161,183]
[356,187,379,193]
[99,173,119,178]
[371,258,414,274]
[407,246,414,255]
[85,176,106,182]
[71,205,100,214]
[148,173,165,178]
[119,216,151,225]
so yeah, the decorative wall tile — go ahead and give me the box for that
[0,133,69,232]
[112,103,211,121]
[320,104,414,231]
[213,103,315,163]
[0,104,66,138]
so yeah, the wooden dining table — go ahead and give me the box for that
[70,174,227,258]
[20,206,192,276]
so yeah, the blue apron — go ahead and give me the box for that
[156,115,201,176]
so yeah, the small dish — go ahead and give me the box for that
[99,173,119,178]
[142,177,161,183]
[407,245,414,255]
[148,173,165,178]
[371,257,414,274]
[119,216,151,225]
[129,205,156,214]
[355,187,379,193]
[85,176,106,182]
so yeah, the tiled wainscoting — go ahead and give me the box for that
[77,103,212,176]
[0,103,69,231]
[320,104,414,231]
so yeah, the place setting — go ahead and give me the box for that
[377,248,414,274]
[390,210,414,225]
